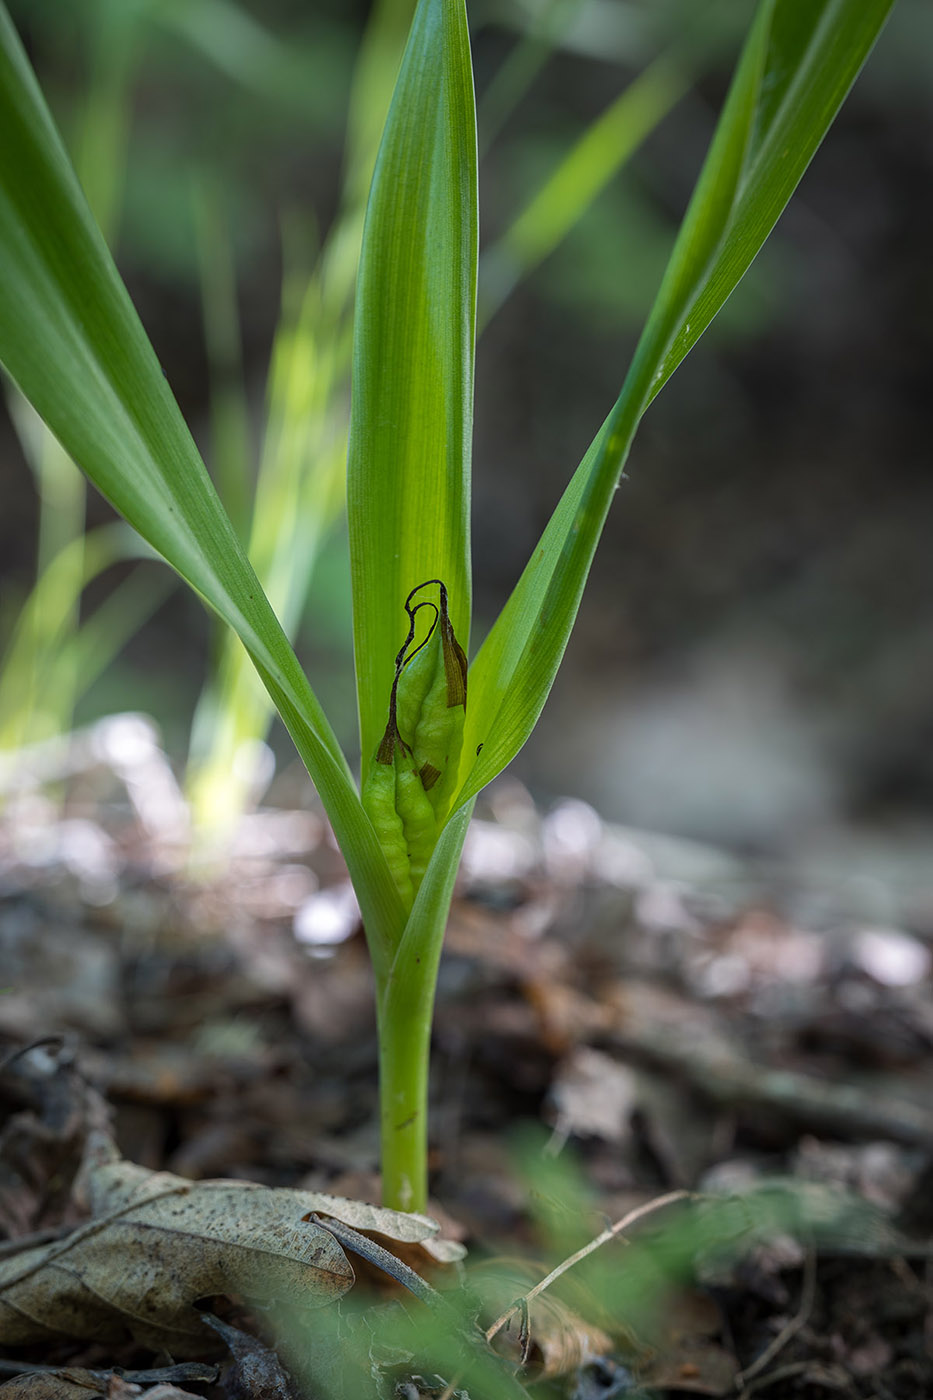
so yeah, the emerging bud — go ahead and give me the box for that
[362,581,467,908]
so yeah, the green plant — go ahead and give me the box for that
[0,0,894,1211]
[0,0,348,755]
[0,0,141,752]
[185,0,694,849]
[2,0,686,836]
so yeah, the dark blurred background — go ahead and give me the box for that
[2,0,931,868]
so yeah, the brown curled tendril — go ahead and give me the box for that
[402,579,467,709]
[375,599,438,764]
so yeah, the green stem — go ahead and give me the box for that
[375,803,473,1212]
[377,971,433,1213]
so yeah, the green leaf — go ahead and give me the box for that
[186,0,417,845]
[455,0,895,810]
[347,0,477,772]
[0,3,405,965]
[644,0,899,405]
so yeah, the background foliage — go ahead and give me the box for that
[2,0,931,861]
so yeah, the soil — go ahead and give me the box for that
[1,717,931,1398]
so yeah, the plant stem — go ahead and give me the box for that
[377,971,432,1213]
[375,806,473,1212]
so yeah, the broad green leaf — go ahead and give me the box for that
[347,0,477,771]
[455,0,895,810]
[186,1,416,846]
[0,4,405,964]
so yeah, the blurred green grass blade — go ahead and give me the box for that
[0,522,147,749]
[193,174,252,543]
[645,0,897,405]
[54,565,176,710]
[455,0,894,811]
[151,0,347,119]
[74,0,139,244]
[187,279,347,844]
[477,0,583,154]
[347,0,477,769]
[0,4,320,743]
[481,49,690,319]
[3,0,139,749]
[342,0,417,211]
[186,0,415,848]
[0,4,405,958]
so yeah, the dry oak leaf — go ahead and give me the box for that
[0,1380,202,1400]
[0,1157,440,1355]
[0,1378,109,1400]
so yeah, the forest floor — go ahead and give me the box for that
[1,715,932,1399]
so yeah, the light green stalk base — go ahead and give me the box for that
[377,988,432,1214]
[373,804,473,1213]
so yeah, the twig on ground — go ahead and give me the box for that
[734,1248,817,1397]
[0,1036,66,1072]
[485,1189,693,1345]
[609,1001,933,1145]
[734,1361,812,1395]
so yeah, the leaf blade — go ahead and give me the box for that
[455,0,895,810]
[647,0,897,404]
[347,0,477,770]
[0,4,406,960]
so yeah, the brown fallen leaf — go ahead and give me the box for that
[638,1336,738,1396]
[0,1367,216,1400]
[314,1170,467,1266]
[634,1288,737,1396]
[0,1152,442,1356]
[202,1313,296,1399]
[0,1378,104,1400]
[0,1378,179,1400]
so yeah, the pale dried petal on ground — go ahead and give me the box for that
[547,1049,639,1144]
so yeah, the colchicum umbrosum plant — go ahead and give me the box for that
[0,0,894,1212]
